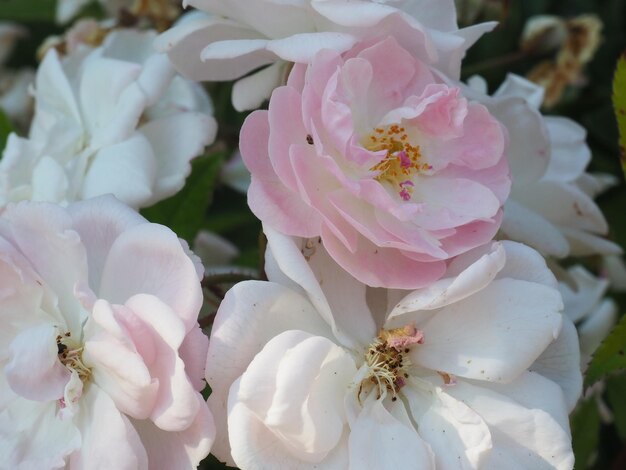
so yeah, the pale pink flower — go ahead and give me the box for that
[156,0,495,110]
[206,227,578,469]
[0,29,217,209]
[466,74,621,257]
[0,196,214,468]
[240,37,510,289]
[559,265,618,369]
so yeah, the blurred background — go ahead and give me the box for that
[2,1,626,468]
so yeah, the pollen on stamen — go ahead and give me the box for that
[56,333,92,384]
[358,324,424,403]
[364,124,426,201]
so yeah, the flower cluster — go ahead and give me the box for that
[0,1,624,469]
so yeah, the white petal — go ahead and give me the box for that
[236,331,355,461]
[405,384,491,468]
[221,150,251,193]
[502,199,570,258]
[69,386,149,469]
[56,0,90,22]
[155,16,271,81]
[139,112,217,204]
[232,62,285,111]
[561,226,622,256]
[515,180,607,234]
[579,298,618,363]
[102,30,176,107]
[488,93,549,185]
[30,156,69,204]
[0,398,80,468]
[543,117,591,182]
[266,32,358,63]
[530,317,582,411]
[79,54,145,150]
[559,265,609,324]
[389,242,505,319]
[348,397,434,469]
[227,378,349,469]
[412,279,562,382]
[446,378,574,470]
[264,226,375,348]
[494,240,558,289]
[206,281,334,464]
[493,73,545,109]
[81,134,157,208]
[32,49,81,138]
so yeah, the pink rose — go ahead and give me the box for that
[0,196,213,469]
[241,37,510,289]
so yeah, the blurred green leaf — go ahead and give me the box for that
[585,314,626,387]
[572,397,601,469]
[0,0,56,22]
[613,52,626,179]
[607,374,626,440]
[198,453,236,470]
[0,110,13,152]
[141,153,225,243]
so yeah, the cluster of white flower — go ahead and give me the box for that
[0,1,623,469]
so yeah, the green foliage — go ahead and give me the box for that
[607,374,626,440]
[0,110,13,152]
[0,0,56,22]
[585,314,626,387]
[614,53,626,179]
[572,397,601,469]
[141,153,225,244]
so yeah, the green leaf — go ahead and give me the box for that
[571,397,601,469]
[0,0,57,22]
[606,374,626,440]
[141,153,225,243]
[0,110,14,152]
[585,314,626,387]
[613,51,626,178]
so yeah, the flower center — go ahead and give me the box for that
[365,124,431,201]
[56,332,92,384]
[359,324,424,402]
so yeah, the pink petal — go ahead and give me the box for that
[321,223,446,289]
[131,393,214,468]
[83,300,158,420]
[5,323,70,401]
[6,202,88,334]
[67,195,145,292]
[69,386,148,469]
[179,324,209,392]
[125,294,199,431]
[99,223,202,332]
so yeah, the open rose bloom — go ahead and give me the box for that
[157,0,495,110]
[0,197,214,468]
[206,228,579,469]
[465,74,621,258]
[0,29,217,209]
[241,37,510,289]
